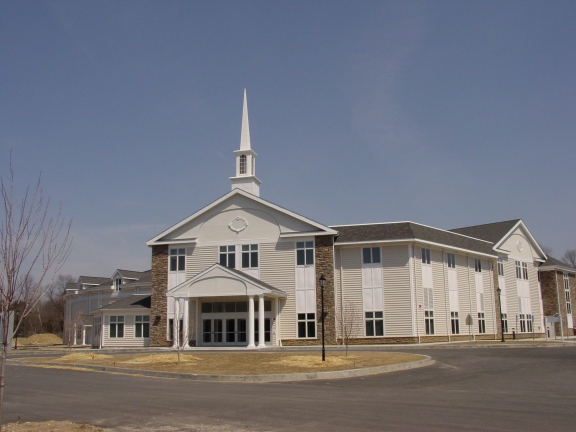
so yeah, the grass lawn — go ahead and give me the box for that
[23,351,425,375]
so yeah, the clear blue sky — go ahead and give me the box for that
[1,1,575,277]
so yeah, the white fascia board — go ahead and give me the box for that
[336,238,497,258]
[280,231,331,238]
[493,220,547,259]
[92,308,150,314]
[146,189,336,246]
[150,239,197,246]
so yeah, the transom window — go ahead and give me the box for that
[109,316,124,338]
[474,259,482,273]
[135,315,150,338]
[170,248,186,272]
[297,313,316,338]
[219,246,236,268]
[363,247,381,264]
[296,241,314,266]
[365,311,384,336]
[242,244,259,268]
[447,253,456,269]
[421,248,431,265]
[239,154,247,174]
[497,257,505,277]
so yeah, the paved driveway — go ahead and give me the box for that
[5,347,576,431]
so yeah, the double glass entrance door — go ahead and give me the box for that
[202,317,272,346]
[203,318,247,345]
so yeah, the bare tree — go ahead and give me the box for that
[0,158,71,430]
[46,274,75,335]
[64,311,83,351]
[562,249,576,268]
[337,301,362,356]
[540,245,553,257]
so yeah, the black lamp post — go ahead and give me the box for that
[497,287,505,342]
[319,274,326,362]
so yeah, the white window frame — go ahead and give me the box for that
[114,278,122,292]
[219,245,236,268]
[241,244,259,269]
[109,315,124,338]
[478,312,486,334]
[447,253,456,269]
[135,315,150,338]
[564,273,572,315]
[295,240,316,338]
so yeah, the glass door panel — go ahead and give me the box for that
[226,319,236,343]
[213,319,223,343]
[237,319,247,342]
[203,319,212,343]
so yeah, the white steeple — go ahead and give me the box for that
[230,89,261,196]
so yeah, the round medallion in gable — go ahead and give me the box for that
[229,216,248,233]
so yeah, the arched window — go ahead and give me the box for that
[239,155,247,174]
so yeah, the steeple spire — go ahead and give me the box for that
[240,88,251,150]
[230,89,261,196]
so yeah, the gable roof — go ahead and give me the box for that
[78,276,112,285]
[449,220,521,243]
[93,295,151,312]
[450,219,546,260]
[116,269,151,281]
[146,189,337,246]
[331,221,496,257]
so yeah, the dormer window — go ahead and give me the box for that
[114,278,122,291]
[239,155,247,174]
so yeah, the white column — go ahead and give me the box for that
[183,298,190,348]
[82,327,86,345]
[73,325,77,346]
[248,295,255,348]
[258,294,265,348]
[172,298,180,348]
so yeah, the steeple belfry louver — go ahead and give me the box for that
[230,89,261,196]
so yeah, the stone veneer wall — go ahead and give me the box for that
[491,258,504,339]
[281,235,336,346]
[540,269,576,337]
[150,245,171,347]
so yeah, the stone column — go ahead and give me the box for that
[315,235,337,344]
[248,295,255,348]
[183,298,190,348]
[151,245,170,346]
[258,294,265,348]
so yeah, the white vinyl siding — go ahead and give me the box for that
[186,245,217,279]
[382,246,412,336]
[337,247,363,338]
[102,314,150,347]
[259,241,295,340]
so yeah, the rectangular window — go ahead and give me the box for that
[109,316,124,338]
[451,311,459,334]
[447,253,456,269]
[254,318,271,343]
[169,248,186,272]
[425,311,434,335]
[421,248,431,265]
[497,257,504,277]
[520,314,533,333]
[478,313,486,333]
[502,313,508,333]
[362,247,381,264]
[219,245,236,268]
[365,311,384,336]
[135,315,150,338]
[241,244,259,268]
[114,278,122,291]
[515,261,522,279]
[474,259,482,273]
[564,273,572,315]
[296,241,314,266]
[522,262,529,280]
[297,313,316,338]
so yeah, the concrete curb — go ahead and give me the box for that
[9,355,434,382]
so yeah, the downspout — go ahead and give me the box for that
[339,245,344,345]
[411,244,420,343]
[467,255,475,341]
[442,250,450,342]
[555,270,564,342]
[489,260,496,340]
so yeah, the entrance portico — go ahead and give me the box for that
[167,263,286,348]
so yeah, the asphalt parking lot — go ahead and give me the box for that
[5,346,576,431]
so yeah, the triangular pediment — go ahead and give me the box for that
[494,220,546,262]
[166,264,287,298]
[146,189,337,246]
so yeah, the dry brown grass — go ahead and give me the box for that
[28,351,424,375]
[16,334,63,346]
[3,420,103,431]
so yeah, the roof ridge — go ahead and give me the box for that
[450,219,521,231]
